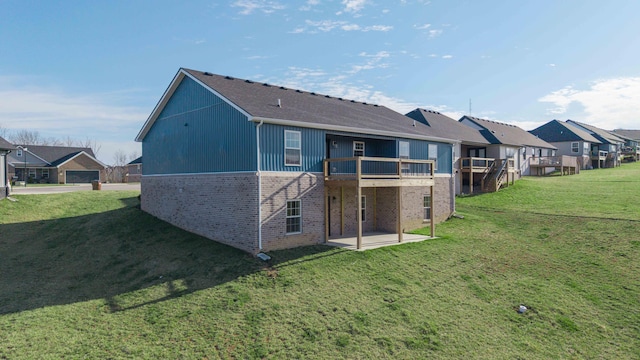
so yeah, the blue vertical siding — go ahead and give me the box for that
[260,124,325,172]
[143,76,256,175]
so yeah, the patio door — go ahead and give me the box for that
[468,148,486,158]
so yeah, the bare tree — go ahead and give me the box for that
[10,129,41,145]
[0,124,9,139]
[63,135,76,147]
[105,149,129,183]
[128,150,140,162]
[79,137,102,157]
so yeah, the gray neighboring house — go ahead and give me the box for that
[611,129,640,162]
[566,120,625,168]
[126,156,142,183]
[0,136,15,199]
[529,119,601,170]
[406,109,490,194]
[457,115,557,191]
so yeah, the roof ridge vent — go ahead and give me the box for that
[263,83,271,87]
[325,95,331,98]
[203,72,213,76]
[245,79,253,83]
[279,86,286,90]
[225,76,234,80]
[311,92,317,95]
[296,89,302,93]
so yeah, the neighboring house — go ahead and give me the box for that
[406,109,490,194]
[125,156,142,182]
[611,129,640,162]
[566,120,625,168]
[7,145,105,184]
[457,116,558,191]
[529,119,601,170]
[0,136,15,199]
[136,68,457,254]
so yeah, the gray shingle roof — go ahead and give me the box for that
[460,116,556,149]
[176,69,456,143]
[529,120,601,144]
[565,120,625,144]
[0,136,14,150]
[612,129,640,141]
[405,108,490,145]
[16,145,96,165]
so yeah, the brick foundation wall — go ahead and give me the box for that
[141,173,260,253]
[260,172,325,251]
[326,175,454,237]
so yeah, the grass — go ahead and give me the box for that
[1,164,639,359]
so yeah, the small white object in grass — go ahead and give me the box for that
[159,276,163,279]
[256,253,271,261]
[518,305,527,313]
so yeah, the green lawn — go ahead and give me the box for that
[1,164,639,359]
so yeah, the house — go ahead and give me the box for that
[405,109,490,194]
[125,156,142,182]
[136,68,457,254]
[0,136,15,199]
[611,129,640,162]
[7,145,105,184]
[566,120,625,168]
[457,115,558,192]
[529,119,601,170]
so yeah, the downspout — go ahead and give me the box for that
[256,119,264,251]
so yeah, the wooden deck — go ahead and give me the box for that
[326,232,435,251]
[529,155,579,176]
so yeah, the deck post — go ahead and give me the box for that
[430,183,435,238]
[356,158,362,250]
[397,186,403,243]
[324,185,329,243]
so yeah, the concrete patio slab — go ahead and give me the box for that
[326,232,435,251]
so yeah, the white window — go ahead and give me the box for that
[360,196,366,222]
[571,142,579,153]
[28,168,36,178]
[353,141,365,157]
[583,142,590,153]
[286,199,302,234]
[428,144,438,170]
[284,130,301,166]
[17,149,23,157]
[42,169,49,179]
[423,195,432,221]
[399,141,410,171]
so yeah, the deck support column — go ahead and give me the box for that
[356,158,362,250]
[430,184,435,238]
[397,186,403,243]
[324,185,329,244]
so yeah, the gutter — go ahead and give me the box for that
[256,119,264,251]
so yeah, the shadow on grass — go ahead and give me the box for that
[0,196,335,315]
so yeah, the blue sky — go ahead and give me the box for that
[1,0,639,164]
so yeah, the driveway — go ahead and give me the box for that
[10,183,141,195]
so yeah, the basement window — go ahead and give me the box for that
[423,195,432,221]
[286,199,302,234]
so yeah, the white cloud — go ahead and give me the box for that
[231,0,285,15]
[429,29,443,38]
[548,63,556,67]
[303,20,392,33]
[341,0,368,13]
[442,55,453,59]
[414,23,431,30]
[538,77,640,129]
[300,0,320,11]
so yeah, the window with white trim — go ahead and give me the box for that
[28,168,36,178]
[399,141,410,171]
[571,142,579,153]
[428,144,438,170]
[353,141,365,157]
[360,196,366,222]
[284,130,301,166]
[42,169,49,179]
[16,149,23,157]
[286,199,302,234]
[423,195,432,221]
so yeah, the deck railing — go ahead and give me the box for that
[591,150,607,159]
[324,156,435,181]
[461,157,515,172]
[529,155,578,168]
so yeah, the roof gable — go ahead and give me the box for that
[529,120,601,143]
[613,129,640,140]
[52,151,106,168]
[137,68,457,144]
[406,108,489,145]
[566,120,625,144]
[460,116,556,149]
[13,145,97,165]
[0,136,14,151]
